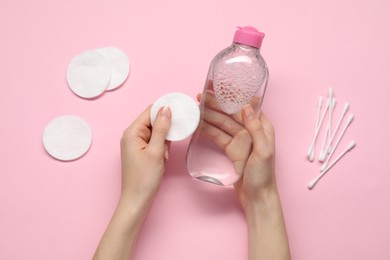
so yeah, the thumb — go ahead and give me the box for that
[241,104,266,150]
[149,106,172,150]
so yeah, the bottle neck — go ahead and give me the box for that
[232,42,260,53]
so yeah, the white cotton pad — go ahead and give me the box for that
[67,50,111,99]
[43,115,92,161]
[95,47,130,91]
[150,92,200,141]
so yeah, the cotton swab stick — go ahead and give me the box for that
[320,89,333,159]
[319,97,336,161]
[315,96,323,130]
[308,99,330,161]
[321,114,354,171]
[309,96,323,160]
[327,88,334,144]
[307,99,330,161]
[308,140,356,189]
[326,103,350,153]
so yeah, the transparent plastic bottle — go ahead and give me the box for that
[186,26,269,186]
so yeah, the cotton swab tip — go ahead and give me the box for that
[308,179,317,189]
[309,151,315,162]
[343,102,350,112]
[307,146,314,158]
[319,151,327,162]
[325,98,330,107]
[347,140,357,150]
[332,97,336,107]
[347,114,354,124]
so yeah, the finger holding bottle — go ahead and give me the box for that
[197,91,261,124]
[234,104,277,211]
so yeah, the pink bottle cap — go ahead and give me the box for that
[233,26,265,49]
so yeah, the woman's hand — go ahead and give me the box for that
[120,105,171,205]
[197,92,290,260]
[93,105,171,260]
[197,92,276,208]
[234,104,277,213]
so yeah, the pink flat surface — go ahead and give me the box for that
[1,0,389,259]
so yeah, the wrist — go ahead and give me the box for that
[120,181,160,207]
[243,185,291,260]
[109,195,153,236]
[244,185,281,220]
[119,190,154,214]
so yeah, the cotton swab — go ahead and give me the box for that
[326,103,350,153]
[307,99,330,161]
[321,114,354,171]
[308,140,356,189]
[319,97,336,161]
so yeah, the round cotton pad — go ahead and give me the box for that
[150,92,200,141]
[67,50,111,98]
[43,115,92,161]
[95,47,130,91]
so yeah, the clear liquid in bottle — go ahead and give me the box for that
[186,26,269,186]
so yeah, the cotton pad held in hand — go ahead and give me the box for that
[151,93,200,141]
[43,115,92,161]
[67,50,111,98]
[95,47,130,91]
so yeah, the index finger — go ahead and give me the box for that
[133,105,153,128]
[123,105,153,142]
[199,91,262,124]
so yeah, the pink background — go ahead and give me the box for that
[1,0,389,259]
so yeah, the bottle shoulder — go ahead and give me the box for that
[206,43,268,81]
[211,43,267,68]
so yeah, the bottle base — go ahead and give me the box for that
[195,176,224,186]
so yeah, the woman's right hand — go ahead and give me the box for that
[196,92,277,212]
[234,104,277,214]
[198,92,291,260]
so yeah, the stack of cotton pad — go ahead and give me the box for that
[67,47,130,98]
[150,93,200,141]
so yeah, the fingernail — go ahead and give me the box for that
[159,106,171,119]
[243,104,255,119]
